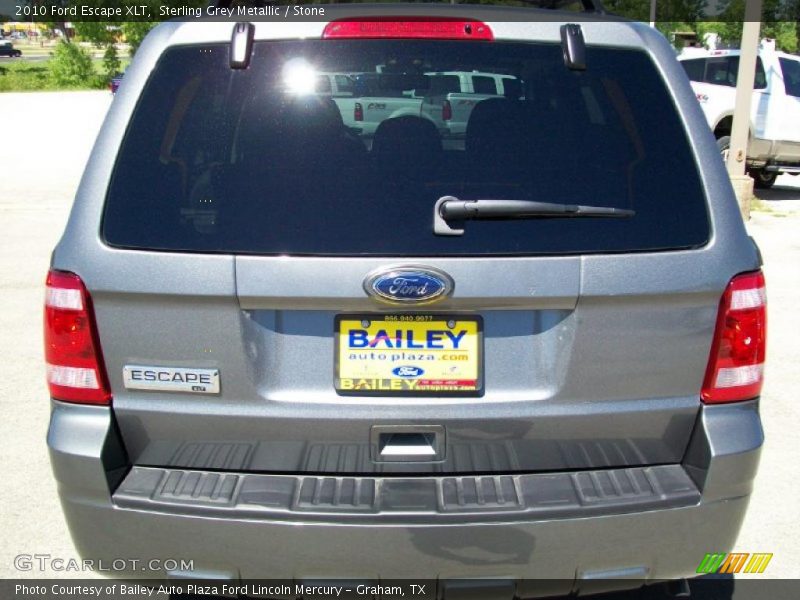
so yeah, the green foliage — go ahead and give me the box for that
[0,56,130,92]
[0,62,55,92]
[121,21,158,55]
[693,0,799,51]
[602,0,798,52]
[102,44,121,82]
[74,21,116,47]
[604,0,708,22]
[118,0,208,56]
[695,20,741,44]
[49,40,94,88]
[764,20,798,52]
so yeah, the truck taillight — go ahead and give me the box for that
[354,102,363,122]
[44,270,111,405]
[702,271,766,404]
[442,100,452,121]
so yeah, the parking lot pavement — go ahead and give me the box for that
[0,91,798,586]
[735,177,800,578]
[0,91,111,581]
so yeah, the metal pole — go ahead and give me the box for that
[649,0,657,28]
[727,0,763,177]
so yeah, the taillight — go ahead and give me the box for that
[354,102,363,122]
[322,19,493,41]
[44,270,111,405]
[702,270,766,404]
[442,100,452,121]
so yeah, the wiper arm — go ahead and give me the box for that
[434,196,635,236]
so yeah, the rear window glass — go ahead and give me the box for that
[686,56,767,90]
[103,40,709,256]
[334,74,353,96]
[681,58,706,82]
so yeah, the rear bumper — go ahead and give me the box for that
[749,137,800,165]
[48,400,762,591]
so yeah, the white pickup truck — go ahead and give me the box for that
[421,71,521,139]
[322,70,520,142]
[328,72,431,138]
[679,46,800,188]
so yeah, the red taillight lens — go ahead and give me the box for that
[322,19,493,41]
[442,100,452,121]
[702,270,766,404]
[354,102,363,122]
[44,270,111,405]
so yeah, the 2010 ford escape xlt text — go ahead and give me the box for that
[46,2,766,595]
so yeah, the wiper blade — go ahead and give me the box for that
[434,196,635,236]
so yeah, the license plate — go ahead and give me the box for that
[335,314,483,395]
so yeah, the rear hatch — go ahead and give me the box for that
[96,27,716,475]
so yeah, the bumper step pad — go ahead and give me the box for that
[114,464,699,523]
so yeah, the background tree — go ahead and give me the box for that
[76,0,207,57]
[24,0,73,43]
[102,43,121,80]
[605,0,798,51]
[692,0,797,51]
[603,0,707,22]
[73,18,119,83]
[49,39,93,86]
[120,21,159,55]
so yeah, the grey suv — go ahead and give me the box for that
[46,3,766,594]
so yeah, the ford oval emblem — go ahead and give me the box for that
[392,366,425,378]
[364,266,454,304]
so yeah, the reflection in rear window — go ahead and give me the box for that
[472,75,498,94]
[103,40,709,256]
[428,74,461,95]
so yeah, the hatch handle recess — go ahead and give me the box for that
[371,425,445,463]
[381,434,436,457]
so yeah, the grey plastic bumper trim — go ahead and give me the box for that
[113,463,699,524]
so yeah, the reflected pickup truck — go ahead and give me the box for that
[421,70,521,139]
[333,72,431,138]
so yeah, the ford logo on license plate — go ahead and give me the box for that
[364,266,454,304]
[392,366,425,378]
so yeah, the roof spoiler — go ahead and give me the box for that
[223,1,600,69]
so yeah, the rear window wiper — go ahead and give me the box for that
[434,196,635,236]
